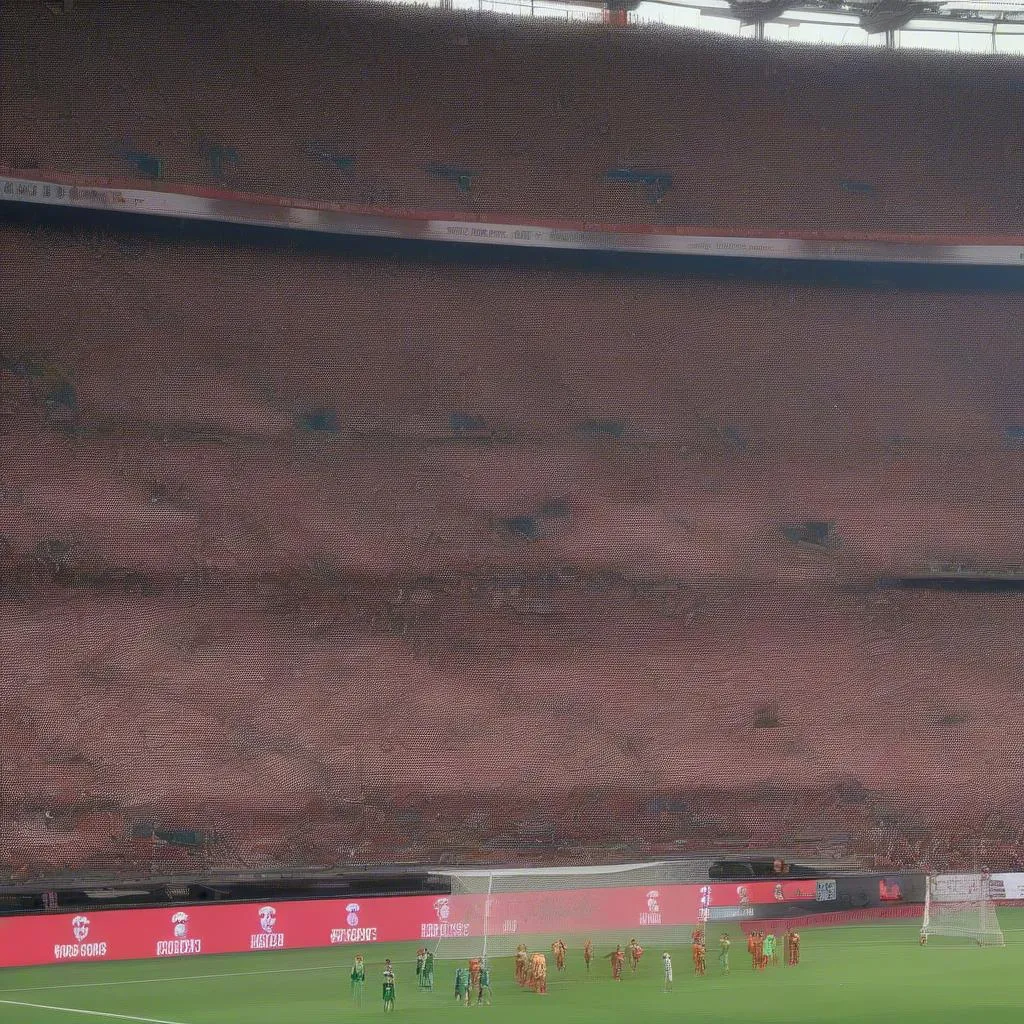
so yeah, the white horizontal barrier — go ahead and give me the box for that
[3,171,1024,266]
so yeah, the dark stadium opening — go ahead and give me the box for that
[878,576,1024,593]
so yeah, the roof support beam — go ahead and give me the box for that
[859,1,925,35]
[730,0,791,26]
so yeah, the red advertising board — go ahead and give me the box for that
[0,879,847,969]
[455,884,701,939]
[0,894,436,968]
[702,879,824,908]
[0,884,704,969]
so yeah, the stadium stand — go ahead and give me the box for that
[2,0,1024,235]
[1,196,1023,878]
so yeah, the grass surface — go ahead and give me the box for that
[2,912,1024,1023]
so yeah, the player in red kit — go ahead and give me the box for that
[692,935,706,976]
[610,945,625,980]
[755,931,767,971]
[552,939,567,972]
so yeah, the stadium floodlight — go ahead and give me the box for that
[921,873,1005,946]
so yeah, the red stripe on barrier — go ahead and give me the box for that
[5,165,1024,248]
[740,905,922,934]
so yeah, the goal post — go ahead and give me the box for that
[922,872,1005,946]
[427,862,703,961]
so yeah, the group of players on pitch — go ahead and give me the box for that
[606,928,802,990]
[350,947,491,1011]
[738,929,802,972]
[349,955,401,1012]
[347,927,803,1011]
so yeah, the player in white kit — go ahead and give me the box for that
[662,951,673,992]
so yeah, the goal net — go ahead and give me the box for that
[426,862,702,961]
[922,873,1004,946]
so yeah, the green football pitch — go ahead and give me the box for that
[3,913,1024,1024]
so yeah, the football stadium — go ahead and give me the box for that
[2,1,1024,1021]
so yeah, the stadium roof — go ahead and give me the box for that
[40,0,1024,50]
[380,0,1024,51]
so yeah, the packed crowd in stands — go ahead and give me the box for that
[2,0,1024,236]
[2,210,1023,879]
[1,2,1023,883]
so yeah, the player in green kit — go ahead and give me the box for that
[383,960,396,1013]
[764,932,777,966]
[421,949,435,990]
[455,966,470,1005]
[477,958,493,1005]
[351,954,366,1007]
[416,947,426,987]
[718,933,731,974]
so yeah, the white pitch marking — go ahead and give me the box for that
[0,998,190,1024]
